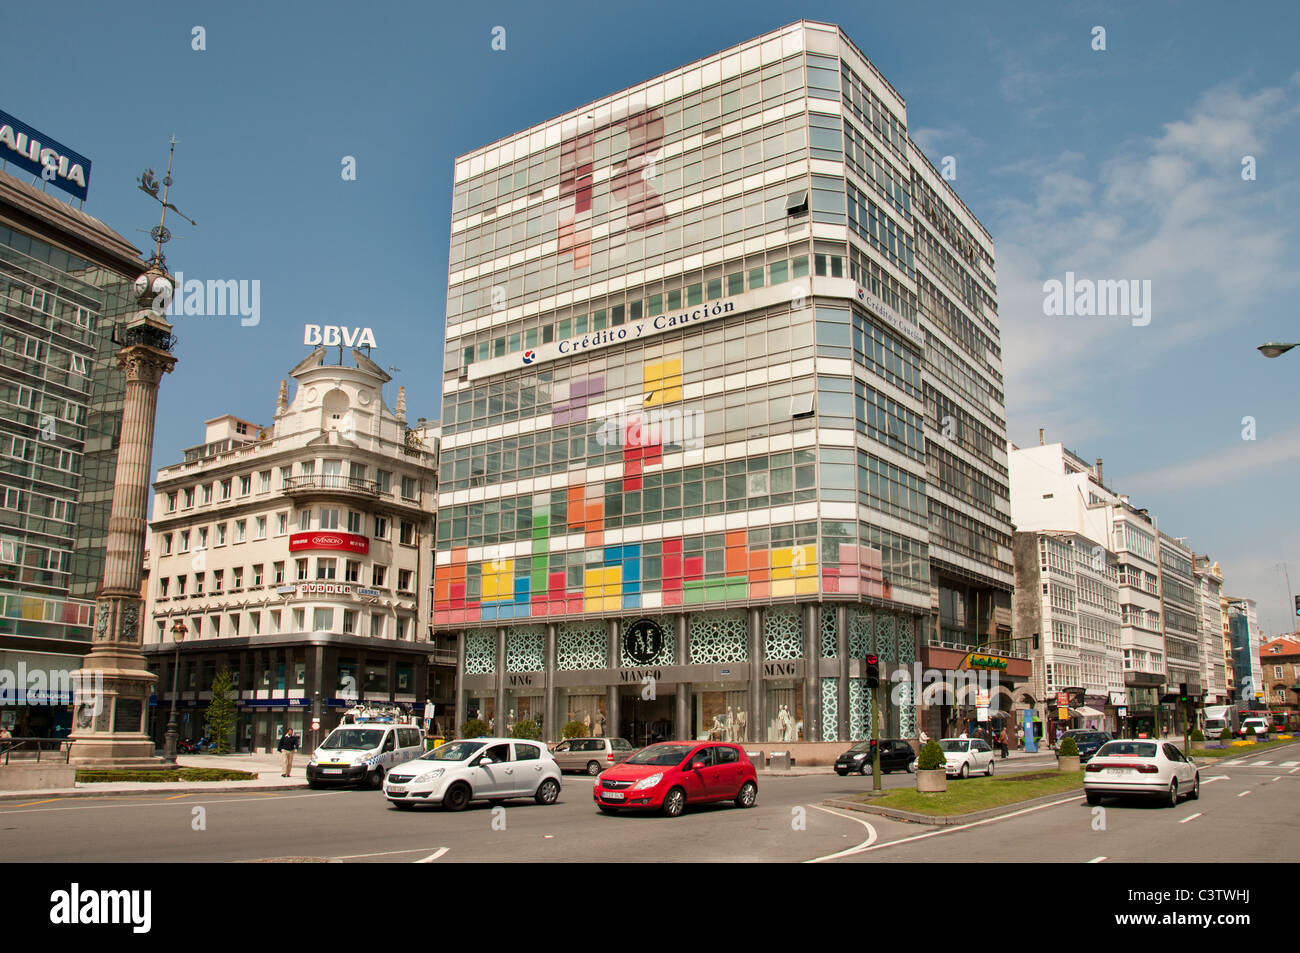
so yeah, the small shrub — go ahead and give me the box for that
[1058,736,1080,758]
[461,718,491,738]
[562,720,587,739]
[1219,727,1232,742]
[1189,728,1205,742]
[510,719,541,740]
[917,739,946,771]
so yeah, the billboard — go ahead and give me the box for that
[0,109,92,200]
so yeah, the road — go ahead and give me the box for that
[2,747,1296,863]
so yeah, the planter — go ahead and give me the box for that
[916,768,948,793]
[1057,755,1081,773]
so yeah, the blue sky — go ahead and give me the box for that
[3,0,1298,633]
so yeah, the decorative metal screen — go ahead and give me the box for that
[689,610,748,664]
[464,631,496,675]
[896,615,916,736]
[764,605,802,661]
[850,677,872,741]
[849,607,873,657]
[875,612,896,662]
[820,606,837,658]
[505,625,545,672]
[556,621,607,670]
[821,677,838,743]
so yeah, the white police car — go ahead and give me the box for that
[306,709,426,789]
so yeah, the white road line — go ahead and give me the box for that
[0,790,339,816]
[1290,767,1300,775]
[1202,776,1229,784]
[1251,761,1273,766]
[1219,760,1243,766]
[332,846,448,860]
[804,804,878,863]
[1281,761,1300,768]
[1237,790,1251,797]
[1271,776,1282,783]
[1179,813,1202,824]
[416,848,449,863]
[1088,856,1107,863]
[828,792,1085,859]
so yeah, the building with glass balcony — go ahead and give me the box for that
[435,21,1019,753]
[0,167,143,737]
[142,349,446,752]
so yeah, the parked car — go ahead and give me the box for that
[592,741,757,817]
[834,739,915,775]
[1060,729,1112,762]
[1083,739,1199,806]
[907,738,996,778]
[1238,718,1270,738]
[383,738,562,811]
[306,723,427,789]
[551,737,637,775]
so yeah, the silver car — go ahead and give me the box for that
[1083,739,1200,807]
[551,737,636,775]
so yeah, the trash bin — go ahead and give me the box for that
[769,751,791,770]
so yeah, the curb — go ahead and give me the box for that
[0,781,310,801]
[821,787,1085,827]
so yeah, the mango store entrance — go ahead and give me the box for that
[619,686,675,748]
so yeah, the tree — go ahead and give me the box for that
[204,667,238,756]
[461,718,491,738]
[562,720,588,739]
[511,719,541,740]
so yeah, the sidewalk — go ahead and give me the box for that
[0,751,309,801]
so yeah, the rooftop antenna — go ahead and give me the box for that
[137,136,196,271]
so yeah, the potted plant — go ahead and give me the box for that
[1219,726,1232,744]
[461,717,490,738]
[562,720,587,739]
[1057,735,1081,772]
[510,719,541,740]
[915,739,948,792]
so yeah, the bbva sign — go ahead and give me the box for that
[304,325,377,348]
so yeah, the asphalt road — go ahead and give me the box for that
[2,749,1294,863]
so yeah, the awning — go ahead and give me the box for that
[1073,706,1104,718]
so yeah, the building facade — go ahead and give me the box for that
[1223,596,1263,710]
[1157,532,1200,732]
[1192,556,1228,707]
[142,349,446,752]
[1260,634,1300,727]
[434,21,1024,750]
[0,166,142,737]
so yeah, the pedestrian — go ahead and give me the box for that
[277,727,300,777]
[999,727,1009,759]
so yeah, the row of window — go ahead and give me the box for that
[160,559,415,597]
[159,508,419,554]
[164,462,420,512]
[159,607,415,641]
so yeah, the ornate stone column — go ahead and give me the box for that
[69,265,178,766]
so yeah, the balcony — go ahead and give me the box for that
[281,474,380,499]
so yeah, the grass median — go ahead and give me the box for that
[1192,736,1296,759]
[851,770,1083,816]
[75,768,259,783]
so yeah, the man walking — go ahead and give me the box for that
[278,727,300,777]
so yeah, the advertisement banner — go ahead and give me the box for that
[289,532,369,555]
[0,109,92,200]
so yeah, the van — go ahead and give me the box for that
[307,718,426,789]
[551,737,637,775]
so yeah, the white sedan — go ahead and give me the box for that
[908,738,997,778]
[1083,739,1199,807]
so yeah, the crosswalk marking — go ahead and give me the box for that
[1238,790,1252,797]
[1220,759,1243,766]
[1280,761,1300,767]
[1179,813,1202,824]
[1251,760,1273,766]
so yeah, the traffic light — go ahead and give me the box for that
[865,653,879,688]
[1294,594,1300,617]
[1179,682,1189,703]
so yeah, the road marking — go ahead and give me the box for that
[1280,761,1300,767]
[1179,813,1202,824]
[1237,790,1251,797]
[1251,761,1273,766]
[1271,776,1282,783]
[0,790,338,816]
[5,798,62,807]
[163,793,193,801]
[1088,856,1106,863]
[1290,767,1299,775]
[416,848,449,863]
[1219,760,1243,766]
[332,846,448,860]
[1202,776,1229,784]
[828,792,1085,859]
[803,805,878,863]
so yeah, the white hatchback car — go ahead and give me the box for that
[383,738,562,811]
[1083,739,1200,807]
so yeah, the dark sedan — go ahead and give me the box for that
[834,739,915,775]
[1061,729,1112,762]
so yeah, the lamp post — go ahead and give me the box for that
[163,619,187,763]
[1257,342,1299,359]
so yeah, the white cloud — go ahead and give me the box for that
[1122,426,1300,493]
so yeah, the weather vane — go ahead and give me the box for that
[137,136,196,270]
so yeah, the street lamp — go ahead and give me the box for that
[1257,342,1299,359]
[163,619,187,764]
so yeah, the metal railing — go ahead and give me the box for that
[926,636,1033,660]
[0,737,73,765]
[281,474,380,495]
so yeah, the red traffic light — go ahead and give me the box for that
[865,653,878,665]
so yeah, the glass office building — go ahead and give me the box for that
[436,21,1014,748]
[0,167,140,736]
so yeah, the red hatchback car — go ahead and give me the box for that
[592,741,758,817]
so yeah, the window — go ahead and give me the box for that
[183,488,195,508]
[259,470,271,493]
[316,558,337,580]
[178,530,190,552]
[273,561,285,584]
[220,479,232,500]
[255,516,266,539]
[212,569,223,592]
[398,569,413,593]
[342,610,357,635]
[197,527,208,549]
[239,474,251,496]
[377,470,392,493]
[372,565,387,588]
[296,558,308,581]
[345,559,360,583]
[249,612,261,635]
[158,577,170,598]
[269,610,281,633]
[277,512,288,535]
[195,572,205,595]
[399,520,415,545]
[401,475,418,500]
[292,608,305,631]
[320,508,340,530]
[166,492,178,513]
[201,484,213,504]
[369,614,385,637]
[374,515,389,539]
[216,523,227,546]
[279,466,292,488]
[298,510,310,531]
[228,613,240,635]
[313,607,334,631]
[234,519,246,543]
[347,510,362,534]
[232,567,243,589]
[162,533,173,555]
[252,564,264,586]
[177,574,187,595]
